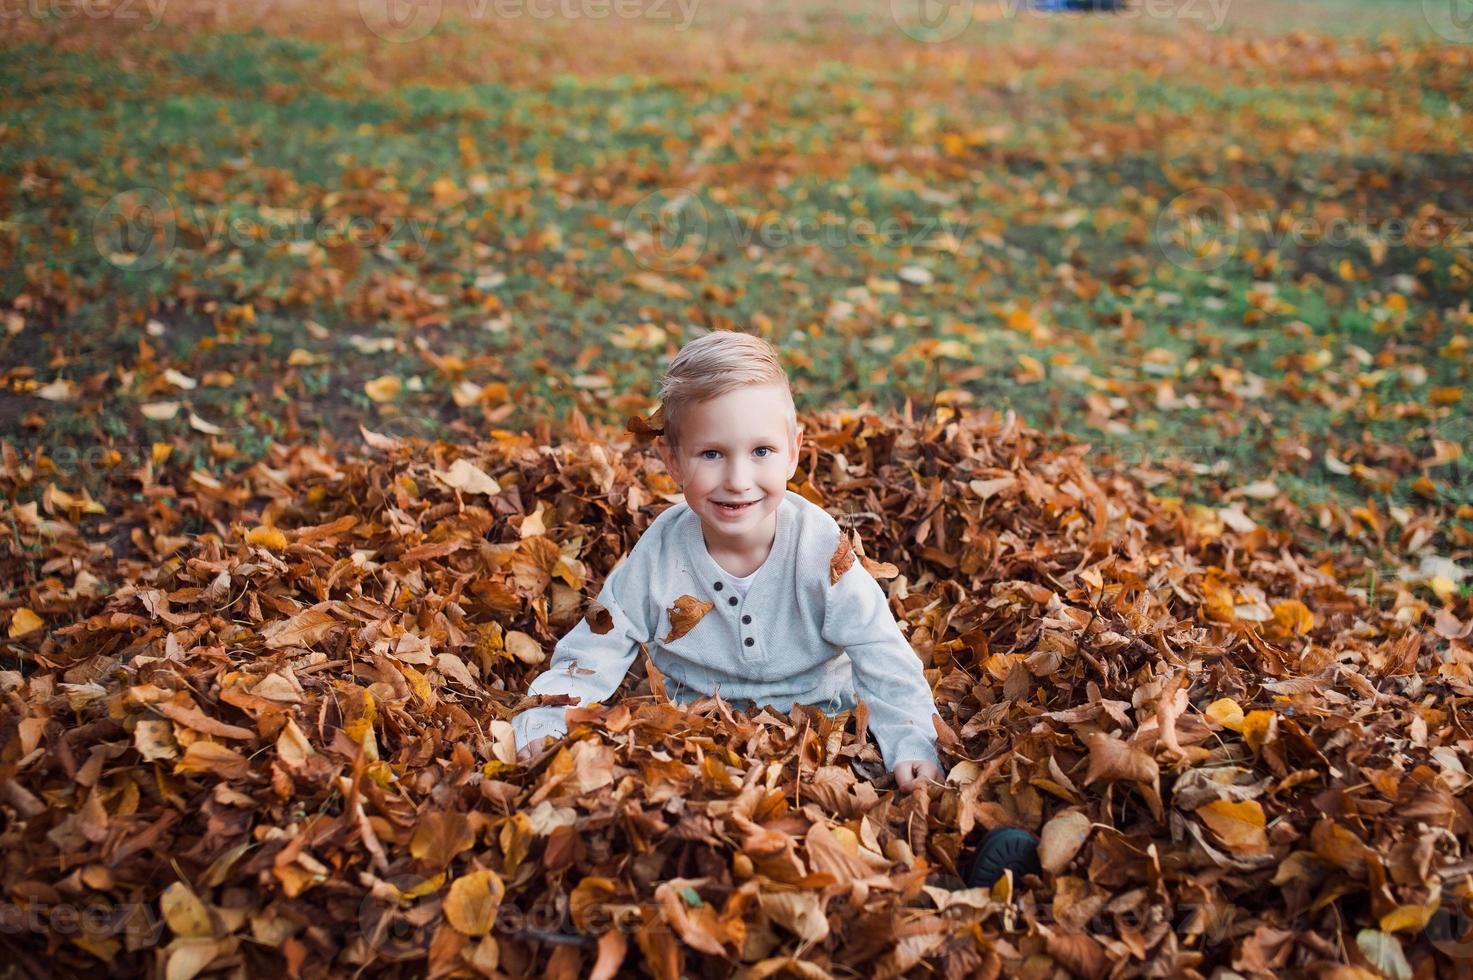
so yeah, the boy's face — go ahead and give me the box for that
[657,384,803,554]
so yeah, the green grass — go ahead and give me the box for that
[0,5,1469,590]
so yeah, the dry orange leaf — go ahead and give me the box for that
[444,869,505,937]
[830,534,856,584]
[1198,799,1269,856]
[663,594,713,643]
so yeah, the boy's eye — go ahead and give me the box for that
[700,447,775,459]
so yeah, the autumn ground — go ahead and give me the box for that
[1,0,1472,977]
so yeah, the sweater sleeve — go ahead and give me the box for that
[821,554,941,774]
[511,549,654,751]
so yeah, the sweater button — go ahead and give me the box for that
[727,596,738,606]
[713,581,723,591]
[742,614,751,624]
[744,637,755,647]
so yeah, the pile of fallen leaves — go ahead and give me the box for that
[2,406,1471,979]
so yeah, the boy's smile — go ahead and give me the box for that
[657,383,803,573]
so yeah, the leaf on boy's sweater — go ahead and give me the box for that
[830,534,855,584]
[663,595,714,642]
[584,601,614,635]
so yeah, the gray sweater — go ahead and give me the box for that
[511,490,942,773]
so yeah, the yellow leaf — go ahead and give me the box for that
[246,526,288,551]
[364,375,402,403]
[569,877,620,930]
[1429,576,1458,604]
[1378,889,1440,933]
[431,176,460,206]
[8,607,42,637]
[1015,354,1045,384]
[1198,799,1269,855]
[1201,575,1237,623]
[398,873,445,900]
[153,442,174,465]
[160,881,214,939]
[141,401,181,420]
[397,662,436,706]
[1271,599,1315,635]
[1205,698,1245,732]
[1241,710,1276,752]
[445,869,505,937]
[500,812,533,875]
[286,348,321,366]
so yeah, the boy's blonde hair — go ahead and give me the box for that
[658,331,798,452]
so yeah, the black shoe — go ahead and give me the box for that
[964,827,1042,889]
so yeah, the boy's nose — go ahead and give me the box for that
[724,462,753,489]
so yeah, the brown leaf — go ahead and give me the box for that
[757,891,829,943]
[584,602,614,635]
[261,603,341,650]
[411,810,476,868]
[662,594,713,643]
[1039,809,1093,874]
[830,534,855,584]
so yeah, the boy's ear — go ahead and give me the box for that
[656,437,678,478]
[787,426,804,478]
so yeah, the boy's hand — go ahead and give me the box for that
[894,759,943,793]
[517,735,554,763]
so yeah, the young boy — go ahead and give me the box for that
[512,331,944,792]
